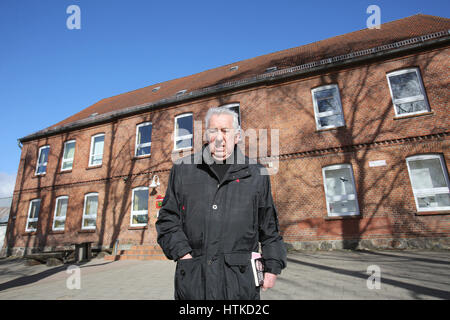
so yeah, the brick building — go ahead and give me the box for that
[3,14,450,257]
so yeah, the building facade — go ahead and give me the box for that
[3,15,450,256]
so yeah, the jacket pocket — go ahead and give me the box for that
[175,256,204,300]
[223,252,258,300]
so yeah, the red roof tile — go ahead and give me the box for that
[41,14,450,133]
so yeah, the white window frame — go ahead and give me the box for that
[311,84,345,130]
[61,140,76,171]
[322,164,360,217]
[25,199,41,232]
[174,113,193,151]
[89,134,105,167]
[81,193,98,230]
[52,196,68,231]
[130,187,149,227]
[35,145,50,175]
[135,122,152,157]
[221,103,242,142]
[221,102,241,126]
[405,154,450,212]
[386,68,430,117]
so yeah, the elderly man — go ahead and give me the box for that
[156,106,286,300]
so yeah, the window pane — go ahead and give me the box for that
[132,214,148,225]
[137,146,151,156]
[319,115,343,128]
[56,198,68,217]
[176,138,192,149]
[39,148,49,164]
[138,125,152,145]
[27,220,37,230]
[54,219,65,229]
[91,154,103,165]
[62,160,73,170]
[330,200,357,215]
[133,189,148,211]
[86,195,98,216]
[395,100,427,115]
[83,218,96,228]
[314,88,336,100]
[317,98,338,113]
[30,201,40,219]
[93,136,104,155]
[228,106,241,125]
[389,72,422,100]
[64,142,75,160]
[36,164,47,174]
[325,168,354,196]
[417,193,450,209]
[408,158,447,189]
[176,116,193,137]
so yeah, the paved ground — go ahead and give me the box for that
[0,250,449,300]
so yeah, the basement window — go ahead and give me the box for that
[311,84,345,130]
[322,164,360,217]
[135,122,152,157]
[406,154,450,212]
[52,196,68,231]
[25,199,41,232]
[131,187,149,227]
[35,145,50,175]
[386,68,430,117]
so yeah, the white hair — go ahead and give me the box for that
[205,107,240,131]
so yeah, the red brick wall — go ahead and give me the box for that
[5,46,449,252]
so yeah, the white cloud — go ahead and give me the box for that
[0,172,16,198]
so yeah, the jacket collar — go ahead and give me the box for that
[199,143,251,180]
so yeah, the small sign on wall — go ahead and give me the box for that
[156,195,164,209]
[369,160,387,167]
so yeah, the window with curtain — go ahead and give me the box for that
[406,154,450,212]
[61,140,76,171]
[36,146,50,175]
[53,196,68,231]
[131,187,149,226]
[82,193,98,229]
[89,134,105,166]
[174,113,193,150]
[26,199,41,232]
[135,122,152,156]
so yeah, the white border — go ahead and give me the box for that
[81,193,98,230]
[61,140,76,171]
[405,154,450,212]
[130,187,149,227]
[135,122,152,157]
[52,196,68,231]
[386,68,430,117]
[322,163,360,216]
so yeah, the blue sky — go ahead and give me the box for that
[0,0,448,197]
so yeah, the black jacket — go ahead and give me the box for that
[156,144,287,300]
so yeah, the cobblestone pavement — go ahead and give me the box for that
[0,250,449,300]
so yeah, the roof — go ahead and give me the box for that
[0,207,10,224]
[21,14,450,141]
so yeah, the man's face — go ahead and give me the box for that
[207,114,239,161]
